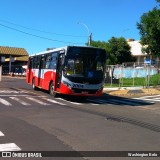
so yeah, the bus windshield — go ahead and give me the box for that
[63,47,106,84]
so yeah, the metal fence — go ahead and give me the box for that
[105,63,160,88]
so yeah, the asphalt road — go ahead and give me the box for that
[0,76,160,160]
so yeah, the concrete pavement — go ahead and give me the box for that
[104,87,160,96]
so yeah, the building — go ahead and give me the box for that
[127,39,147,65]
[0,46,29,74]
[127,39,159,66]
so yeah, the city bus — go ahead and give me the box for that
[26,46,106,97]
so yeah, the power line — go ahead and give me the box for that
[0,19,88,38]
[0,23,85,45]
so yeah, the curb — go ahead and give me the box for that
[103,87,160,96]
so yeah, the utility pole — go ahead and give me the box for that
[88,32,92,46]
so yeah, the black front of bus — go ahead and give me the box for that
[62,46,106,96]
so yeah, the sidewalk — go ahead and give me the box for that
[103,87,160,96]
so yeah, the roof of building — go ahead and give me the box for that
[0,46,28,56]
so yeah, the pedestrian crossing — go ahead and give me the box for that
[0,131,21,151]
[0,94,159,107]
[134,95,160,102]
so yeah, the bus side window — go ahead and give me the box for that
[41,57,46,69]
[49,57,57,69]
[45,55,51,69]
[33,56,40,69]
[49,53,57,69]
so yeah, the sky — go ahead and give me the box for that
[0,0,158,55]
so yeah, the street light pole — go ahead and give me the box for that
[78,22,92,46]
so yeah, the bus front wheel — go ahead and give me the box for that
[49,82,57,97]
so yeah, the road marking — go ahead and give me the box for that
[0,95,47,97]
[43,98,66,106]
[110,99,139,105]
[10,97,30,105]
[154,97,160,100]
[88,98,154,106]
[137,106,157,110]
[0,90,28,93]
[56,98,83,105]
[0,98,12,106]
[0,131,4,136]
[0,143,21,151]
[134,95,160,99]
[26,97,50,105]
[134,98,160,102]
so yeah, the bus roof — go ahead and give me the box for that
[29,46,105,57]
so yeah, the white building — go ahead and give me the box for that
[127,39,160,66]
[127,39,148,65]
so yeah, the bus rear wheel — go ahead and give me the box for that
[49,82,57,97]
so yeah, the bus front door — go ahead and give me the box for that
[55,53,64,89]
[37,55,45,87]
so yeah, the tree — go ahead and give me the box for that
[90,37,135,65]
[137,6,160,57]
[108,37,135,64]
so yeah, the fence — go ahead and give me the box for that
[105,63,160,88]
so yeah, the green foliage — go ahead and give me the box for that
[90,37,136,65]
[137,7,160,57]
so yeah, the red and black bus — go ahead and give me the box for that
[26,46,106,97]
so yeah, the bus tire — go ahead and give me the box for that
[32,78,37,90]
[49,82,57,97]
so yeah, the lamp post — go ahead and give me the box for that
[78,22,92,46]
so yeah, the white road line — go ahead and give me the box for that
[56,98,83,105]
[43,98,66,106]
[88,98,143,106]
[110,99,140,105]
[131,98,154,104]
[152,97,160,100]
[0,95,47,97]
[0,131,4,136]
[134,98,160,102]
[26,97,50,105]
[137,106,157,110]
[0,90,28,93]
[134,95,160,99]
[0,98,12,106]
[0,143,21,151]
[10,97,30,105]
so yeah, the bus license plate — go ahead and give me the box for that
[82,91,88,94]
